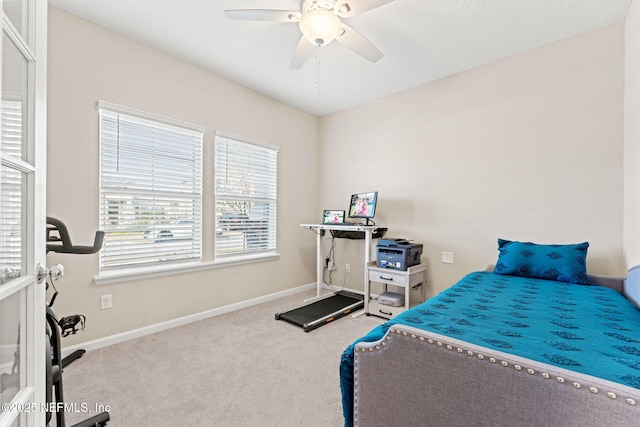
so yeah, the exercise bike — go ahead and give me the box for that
[45,217,110,427]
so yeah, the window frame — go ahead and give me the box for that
[214,131,279,260]
[97,101,205,274]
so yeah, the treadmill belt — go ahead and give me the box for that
[275,291,364,332]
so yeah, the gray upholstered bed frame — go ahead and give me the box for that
[352,274,640,426]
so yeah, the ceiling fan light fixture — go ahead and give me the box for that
[299,9,342,46]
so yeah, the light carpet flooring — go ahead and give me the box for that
[63,290,384,427]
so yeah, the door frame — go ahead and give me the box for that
[0,0,47,426]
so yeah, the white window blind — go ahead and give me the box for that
[214,133,278,258]
[99,102,204,271]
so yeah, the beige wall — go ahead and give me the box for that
[624,0,640,268]
[48,4,629,345]
[319,23,626,300]
[47,7,319,345]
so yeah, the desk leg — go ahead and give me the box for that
[305,228,324,302]
[363,229,372,264]
[364,229,371,311]
[317,229,324,298]
[353,229,372,318]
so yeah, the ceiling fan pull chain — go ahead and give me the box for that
[315,46,321,96]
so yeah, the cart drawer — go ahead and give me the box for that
[368,300,405,319]
[368,270,406,286]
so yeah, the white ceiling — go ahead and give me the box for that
[48,0,632,117]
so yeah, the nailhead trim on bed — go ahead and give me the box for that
[353,325,639,423]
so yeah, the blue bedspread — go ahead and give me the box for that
[340,271,640,426]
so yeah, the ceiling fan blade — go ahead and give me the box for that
[290,36,315,69]
[224,9,301,22]
[334,0,396,18]
[336,24,383,63]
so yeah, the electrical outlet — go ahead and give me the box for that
[100,294,113,310]
[345,264,351,273]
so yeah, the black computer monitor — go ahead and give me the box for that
[347,191,378,224]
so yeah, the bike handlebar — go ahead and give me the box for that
[46,217,104,254]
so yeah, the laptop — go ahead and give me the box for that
[323,210,346,224]
[322,210,355,226]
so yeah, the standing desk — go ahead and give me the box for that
[300,223,381,301]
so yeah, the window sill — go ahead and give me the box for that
[94,252,280,285]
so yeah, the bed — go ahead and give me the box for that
[340,239,640,427]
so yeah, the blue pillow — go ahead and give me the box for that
[494,239,589,284]
[624,265,640,309]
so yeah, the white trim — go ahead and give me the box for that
[0,276,31,300]
[97,100,206,134]
[62,281,317,356]
[0,387,34,427]
[0,153,36,173]
[94,251,280,285]
[2,16,36,62]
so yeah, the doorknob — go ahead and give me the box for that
[36,263,46,284]
[36,263,64,284]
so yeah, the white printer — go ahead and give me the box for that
[378,291,405,307]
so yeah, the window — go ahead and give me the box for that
[214,132,278,258]
[98,102,204,271]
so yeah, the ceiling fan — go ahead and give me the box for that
[225,0,397,69]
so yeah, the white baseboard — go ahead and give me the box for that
[62,282,320,357]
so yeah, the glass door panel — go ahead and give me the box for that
[0,166,23,284]
[2,32,28,162]
[2,1,28,44]
[0,286,30,427]
[0,289,24,405]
